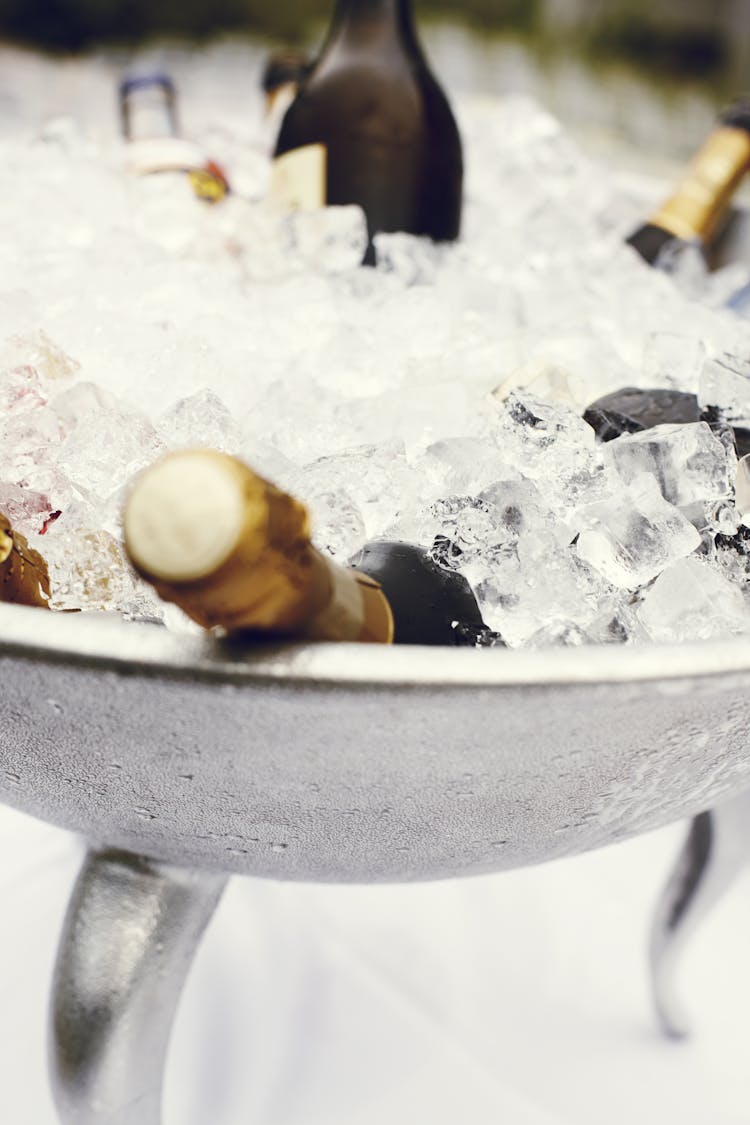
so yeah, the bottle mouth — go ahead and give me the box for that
[124,451,261,585]
[119,73,176,100]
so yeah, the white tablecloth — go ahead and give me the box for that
[1,806,748,1125]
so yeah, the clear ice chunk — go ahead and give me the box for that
[40,526,163,616]
[290,442,412,548]
[576,473,701,588]
[0,482,56,537]
[699,353,750,429]
[374,232,444,286]
[604,422,734,509]
[158,388,242,453]
[53,382,167,502]
[490,390,610,516]
[736,453,750,518]
[492,360,585,413]
[1,330,80,385]
[469,540,614,649]
[284,206,368,274]
[642,333,706,392]
[638,557,750,643]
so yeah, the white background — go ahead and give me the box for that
[1,805,748,1125]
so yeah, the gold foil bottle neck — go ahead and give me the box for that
[124,450,393,643]
[649,124,750,244]
[0,512,51,608]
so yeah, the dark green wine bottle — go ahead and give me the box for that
[271,0,463,264]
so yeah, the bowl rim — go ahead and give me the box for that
[2,601,750,691]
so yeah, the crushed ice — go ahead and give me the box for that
[4,44,750,645]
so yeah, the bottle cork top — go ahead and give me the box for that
[124,450,263,583]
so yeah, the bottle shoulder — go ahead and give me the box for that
[274,58,457,156]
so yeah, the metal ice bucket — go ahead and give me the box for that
[2,602,750,1122]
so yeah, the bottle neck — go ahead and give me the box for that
[648,124,750,244]
[324,0,421,58]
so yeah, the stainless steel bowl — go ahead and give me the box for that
[2,603,750,882]
[4,546,750,1125]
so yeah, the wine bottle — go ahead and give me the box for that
[123,451,492,646]
[627,99,750,265]
[0,512,50,608]
[271,0,463,263]
[119,72,230,203]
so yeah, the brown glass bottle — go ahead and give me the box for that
[0,512,50,608]
[627,99,750,265]
[124,451,491,646]
[271,0,463,263]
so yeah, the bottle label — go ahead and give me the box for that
[303,563,368,642]
[302,565,393,644]
[271,144,327,212]
[650,125,750,242]
[188,162,231,204]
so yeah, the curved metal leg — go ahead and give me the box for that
[50,847,227,1125]
[650,792,750,1039]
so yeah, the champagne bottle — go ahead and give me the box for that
[271,0,463,263]
[627,99,750,265]
[0,512,50,608]
[119,72,230,203]
[123,451,491,646]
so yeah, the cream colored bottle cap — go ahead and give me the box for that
[125,451,251,583]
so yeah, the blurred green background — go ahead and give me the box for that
[0,0,746,91]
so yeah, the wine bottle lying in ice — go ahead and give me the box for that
[119,72,230,203]
[626,98,750,265]
[123,451,492,646]
[271,0,463,263]
[0,512,50,608]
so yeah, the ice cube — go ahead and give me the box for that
[0,364,47,414]
[374,231,444,286]
[53,382,167,501]
[158,388,241,453]
[491,390,610,515]
[642,333,706,391]
[638,557,750,643]
[737,454,750,518]
[292,442,412,543]
[0,482,56,537]
[41,525,163,616]
[470,542,614,648]
[699,353,750,430]
[284,206,368,274]
[308,489,367,561]
[576,473,701,588]
[491,360,585,412]
[604,422,734,509]
[419,438,510,497]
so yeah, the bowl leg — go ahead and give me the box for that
[650,792,750,1039]
[49,847,227,1125]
